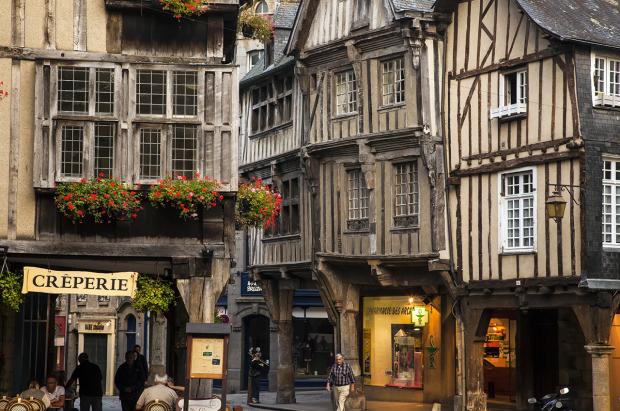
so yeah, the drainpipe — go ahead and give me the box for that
[144,311,151,366]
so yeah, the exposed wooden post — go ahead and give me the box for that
[515,311,534,409]
[176,256,231,398]
[258,278,297,404]
[463,307,488,411]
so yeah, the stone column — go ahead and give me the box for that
[585,344,615,411]
[148,313,167,384]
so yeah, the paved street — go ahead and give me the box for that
[91,393,434,411]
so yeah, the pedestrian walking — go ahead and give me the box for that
[135,373,178,410]
[249,351,268,404]
[41,375,66,411]
[66,353,103,411]
[114,351,145,411]
[326,354,355,411]
[133,345,149,384]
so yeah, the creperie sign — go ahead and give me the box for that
[22,266,138,297]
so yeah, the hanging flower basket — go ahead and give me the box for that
[131,276,176,314]
[235,177,282,228]
[160,0,207,20]
[238,8,274,42]
[0,270,24,312]
[148,174,223,220]
[55,175,142,224]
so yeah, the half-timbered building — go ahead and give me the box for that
[0,0,240,393]
[282,0,457,405]
[442,0,620,409]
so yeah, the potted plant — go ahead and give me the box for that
[235,177,282,228]
[0,270,24,312]
[160,0,207,20]
[238,7,274,42]
[131,276,176,314]
[148,174,223,220]
[55,175,142,224]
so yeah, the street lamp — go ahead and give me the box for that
[546,190,567,223]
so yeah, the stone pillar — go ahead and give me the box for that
[148,313,167,384]
[259,278,296,404]
[585,344,615,411]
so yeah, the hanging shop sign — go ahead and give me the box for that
[240,272,263,296]
[22,266,138,297]
[411,306,429,327]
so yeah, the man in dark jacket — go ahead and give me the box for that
[133,345,149,384]
[66,353,103,411]
[114,351,144,411]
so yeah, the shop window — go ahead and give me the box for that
[57,122,117,181]
[126,314,137,353]
[347,169,369,230]
[94,123,115,178]
[499,168,536,252]
[381,57,405,106]
[490,69,528,119]
[393,161,419,227]
[603,157,620,248]
[484,318,516,400]
[593,55,620,107]
[335,70,357,115]
[362,296,434,389]
[60,125,84,178]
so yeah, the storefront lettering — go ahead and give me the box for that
[246,281,262,292]
[365,306,416,315]
[84,323,106,331]
[22,266,137,297]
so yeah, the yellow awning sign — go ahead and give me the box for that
[22,266,138,297]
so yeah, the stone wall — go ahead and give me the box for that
[573,46,620,280]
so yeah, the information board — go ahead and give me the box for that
[189,337,225,379]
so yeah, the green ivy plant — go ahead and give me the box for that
[131,276,176,314]
[0,270,24,312]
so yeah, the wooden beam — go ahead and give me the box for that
[451,150,581,177]
[450,48,565,80]
[462,137,573,162]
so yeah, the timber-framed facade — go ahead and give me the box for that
[442,0,620,410]
[0,0,240,393]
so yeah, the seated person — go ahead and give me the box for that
[21,381,51,409]
[135,374,177,410]
[41,375,65,410]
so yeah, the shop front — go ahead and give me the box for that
[361,295,443,403]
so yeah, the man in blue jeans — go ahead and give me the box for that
[66,353,104,411]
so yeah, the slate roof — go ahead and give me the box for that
[389,0,436,13]
[240,54,294,86]
[273,1,300,29]
[516,0,620,49]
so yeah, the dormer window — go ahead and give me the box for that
[593,55,620,108]
[248,50,264,71]
[490,69,527,119]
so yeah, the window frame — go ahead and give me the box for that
[392,160,419,228]
[249,74,294,136]
[380,56,406,108]
[592,53,620,108]
[490,68,528,119]
[264,174,301,238]
[248,49,265,72]
[498,167,537,254]
[55,120,119,182]
[346,168,369,231]
[130,66,205,121]
[51,63,121,119]
[334,69,358,116]
[603,155,620,249]
[255,0,270,14]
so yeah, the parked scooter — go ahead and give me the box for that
[528,387,573,410]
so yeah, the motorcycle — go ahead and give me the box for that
[527,387,573,410]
